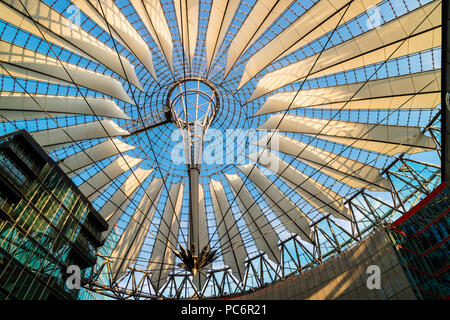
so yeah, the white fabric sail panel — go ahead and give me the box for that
[249,0,442,100]
[30,119,129,152]
[225,173,281,264]
[258,114,436,156]
[305,28,441,83]
[274,0,389,61]
[0,41,134,104]
[255,91,442,117]
[189,184,209,254]
[78,155,142,201]
[0,92,130,120]
[237,163,313,243]
[148,182,184,291]
[209,179,247,281]
[198,184,209,251]
[255,133,390,191]
[205,0,240,69]
[225,0,293,75]
[110,178,164,279]
[0,0,142,90]
[99,167,153,229]
[290,92,441,112]
[103,190,139,237]
[249,150,351,221]
[59,138,134,177]
[79,155,142,202]
[238,0,388,89]
[129,0,173,71]
[254,70,442,116]
[174,0,199,67]
[72,0,156,82]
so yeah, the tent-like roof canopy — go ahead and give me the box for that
[0,0,442,299]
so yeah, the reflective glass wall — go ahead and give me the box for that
[0,130,107,300]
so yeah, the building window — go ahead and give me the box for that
[0,153,27,188]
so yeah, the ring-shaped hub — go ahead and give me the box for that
[167,78,219,128]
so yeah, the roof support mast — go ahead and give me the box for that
[168,79,219,278]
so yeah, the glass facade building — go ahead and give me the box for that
[390,183,450,300]
[0,130,108,300]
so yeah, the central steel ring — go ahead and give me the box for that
[166,77,220,127]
